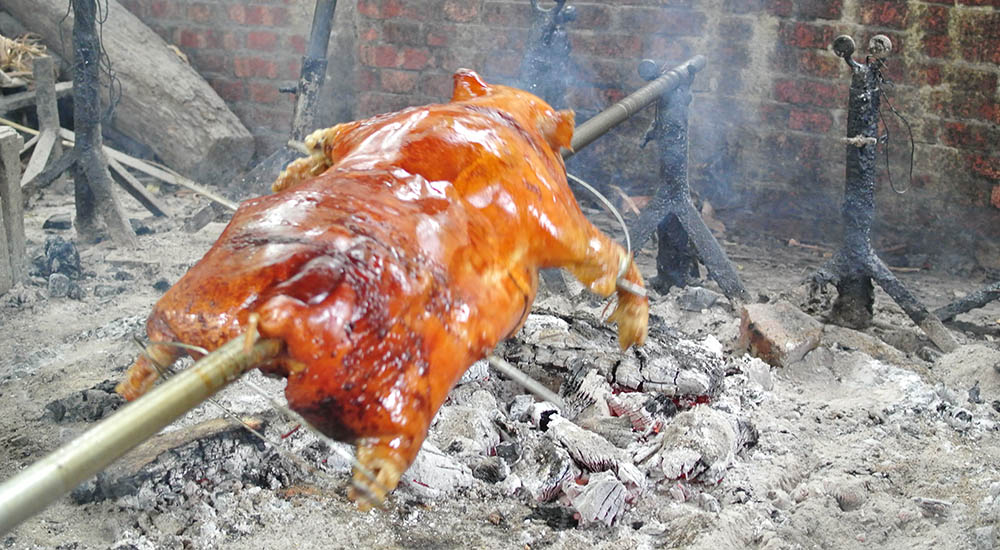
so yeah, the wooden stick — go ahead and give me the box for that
[0,336,283,535]
[0,116,238,212]
[108,156,171,217]
[0,82,72,113]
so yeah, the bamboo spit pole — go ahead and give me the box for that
[0,337,283,535]
[0,54,708,537]
[564,55,706,157]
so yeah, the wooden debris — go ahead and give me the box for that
[0,125,24,293]
[19,56,63,187]
[107,156,170,217]
[2,116,237,212]
[0,81,71,113]
[5,0,255,181]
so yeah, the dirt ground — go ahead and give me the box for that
[1,183,999,550]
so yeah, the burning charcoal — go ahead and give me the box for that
[457,359,490,385]
[547,415,628,473]
[399,442,474,500]
[677,287,722,312]
[527,504,579,530]
[634,405,740,484]
[615,356,643,389]
[41,236,82,279]
[913,497,951,519]
[31,236,83,279]
[562,471,627,526]
[696,492,721,513]
[428,391,501,457]
[508,394,536,423]
[47,273,71,298]
[827,479,867,512]
[129,218,153,235]
[42,213,72,230]
[511,432,577,502]
[530,402,560,431]
[472,456,510,483]
[94,284,123,298]
[608,392,676,434]
[560,368,613,419]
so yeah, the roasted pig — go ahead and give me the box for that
[117,69,649,506]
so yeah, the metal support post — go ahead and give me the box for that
[810,35,956,352]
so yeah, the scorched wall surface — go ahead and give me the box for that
[120,0,1000,273]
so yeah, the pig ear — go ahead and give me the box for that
[452,69,491,101]
[541,109,575,152]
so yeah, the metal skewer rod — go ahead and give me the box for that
[565,55,706,156]
[0,337,283,535]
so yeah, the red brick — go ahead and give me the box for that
[483,50,522,79]
[483,2,534,27]
[289,35,306,55]
[615,7,706,36]
[187,3,214,23]
[724,0,763,14]
[179,29,207,50]
[645,35,693,62]
[765,0,792,16]
[859,1,908,29]
[119,0,144,18]
[249,82,281,104]
[571,33,643,59]
[968,155,1000,181]
[980,103,1000,126]
[248,31,279,50]
[208,78,245,102]
[233,56,279,78]
[717,43,751,69]
[357,92,420,118]
[919,4,950,35]
[443,1,478,22]
[779,22,836,50]
[419,72,454,99]
[356,68,378,91]
[359,44,399,68]
[382,21,424,45]
[150,0,172,18]
[244,6,289,26]
[400,47,432,70]
[945,67,997,95]
[427,29,449,47]
[358,0,409,19]
[942,122,1000,150]
[360,26,380,42]
[190,52,227,73]
[788,109,833,133]
[799,0,842,19]
[797,50,843,79]
[572,4,614,30]
[774,79,841,108]
[759,103,790,126]
[380,69,419,93]
[960,39,1000,64]
[924,35,950,58]
[285,59,301,80]
[227,5,246,24]
[957,12,1000,40]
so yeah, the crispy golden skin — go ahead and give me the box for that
[118,69,648,506]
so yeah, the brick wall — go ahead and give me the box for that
[122,0,1000,272]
